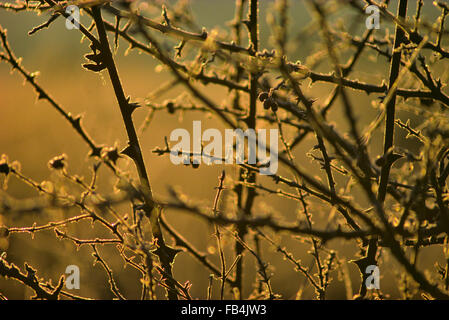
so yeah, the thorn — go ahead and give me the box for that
[120,144,136,159]
[89,147,103,158]
[162,5,171,27]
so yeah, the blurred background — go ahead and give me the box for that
[0,0,448,299]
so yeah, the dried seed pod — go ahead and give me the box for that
[263,99,272,110]
[258,92,269,102]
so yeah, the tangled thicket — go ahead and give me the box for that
[1,0,449,300]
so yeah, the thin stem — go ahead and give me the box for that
[235,0,259,297]
[360,0,408,299]
[91,5,178,300]
[212,171,227,299]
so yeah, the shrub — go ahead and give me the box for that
[1,0,449,300]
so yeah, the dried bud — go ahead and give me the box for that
[48,154,67,170]
[166,101,175,114]
[0,161,9,175]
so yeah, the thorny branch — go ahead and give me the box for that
[1,0,449,300]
